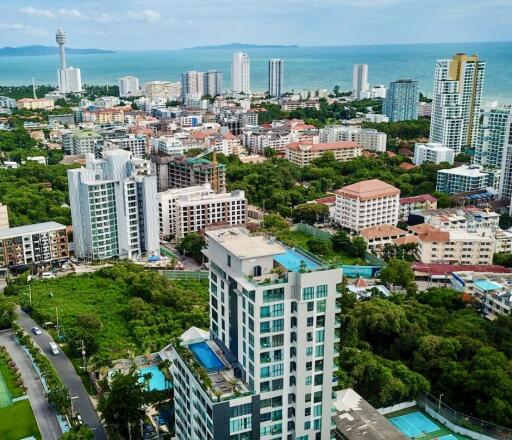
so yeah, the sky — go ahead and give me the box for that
[1,0,511,50]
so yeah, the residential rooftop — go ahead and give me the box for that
[0,221,66,239]
[336,179,400,201]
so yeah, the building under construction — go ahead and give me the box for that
[150,154,226,193]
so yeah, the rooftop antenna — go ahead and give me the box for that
[32,77,37,99]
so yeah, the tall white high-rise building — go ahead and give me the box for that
[119,76,140,97]
[352,64,369,99]
[429,53,486,154]
[67,150,159,261]
[268,59,284,98]
[55,29,82,93]
[169,227,342,440]
[232,52,251,94]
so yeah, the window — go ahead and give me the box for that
[229,416,252,433]
[230,403,252,417]
[305,376,312,385]
[313,405,322,417]
[307,302,314,312]
[227,254,231,267]
[260,306,270,318]
[306,347,313,357]
[260,321,270,333]
[307,317,314,326]
[316,285,327,298]
[315,345,324,357]
[303,287,314,300]
[272,319,284,332]
[316,299,326,313]
[272,303,284,317]
[316,330,325,343]
[304,421,311,430]
[313,418,321,430]
[263,288,284,303]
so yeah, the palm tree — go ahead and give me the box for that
[157,359,172,390]
[142,372,152,392]
[227,377,240,395]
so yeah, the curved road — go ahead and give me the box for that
[15,309,107,440]
[0,329,62,440]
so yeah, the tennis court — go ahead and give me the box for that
[390,411,440,437]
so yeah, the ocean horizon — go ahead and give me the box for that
[1,41,511,103]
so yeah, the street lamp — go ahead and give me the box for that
[438,393,444,412]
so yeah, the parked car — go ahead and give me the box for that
[31,327,42,335]
[42,272,55,280]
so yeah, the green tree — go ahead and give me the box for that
[60,426,94,440]
[0,296,16,329]
[349,236,367,258]
[307,238,332,256]
[500,213,512,230]
[493,253,512,267]
[47,385,71,415]
[332,230,351,252]
[176,233,205,262]
[380,258,414,289]
[262,214,289,231]
[293,203,329,225]
[98,369,147,439]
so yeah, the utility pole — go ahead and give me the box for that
[80,339,86,371]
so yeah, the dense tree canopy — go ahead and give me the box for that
[339,287,512,427]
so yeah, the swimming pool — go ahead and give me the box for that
[474,279,502,291]
[274,248,320,272]
[389,411,439,437]
[138,365,168,391]
[189,342,225,372]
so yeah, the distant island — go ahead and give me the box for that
[183,43,299,50]
[0,45,114,57]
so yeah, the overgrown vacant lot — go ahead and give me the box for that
[15,263,209,362]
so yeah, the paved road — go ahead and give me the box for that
[15,309,107,440]
[0,329,62,440]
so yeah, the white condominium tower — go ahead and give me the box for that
[55,29,82,93]
[170,227,342,440]
[352,64,369,99]
[429,53,486,154]
[181,71,205,99]
[205,70,224,97]
[268,59,284,98]
[67,150,159,261]
[232,52,251,94]
[119,76,140,97]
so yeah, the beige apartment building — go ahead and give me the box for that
[335,179,400,233]
[17,98,54,110]
[284,141,362,166]
[409,224,494,265]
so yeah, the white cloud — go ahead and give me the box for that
[95,14,113,23]
[20,6,56,19]
[58,8,87,19]
[128,9,161,23]
[0,22,49,36]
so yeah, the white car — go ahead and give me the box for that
[31,327,42,335]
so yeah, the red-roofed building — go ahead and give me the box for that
[285,141,362,167]
[399,162,416,171]
[399,194,438,221]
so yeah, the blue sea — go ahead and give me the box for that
[1,42,511,103]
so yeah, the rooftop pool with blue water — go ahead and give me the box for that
[474,279,502,291]
[274,248,321,272]
[189,342,225,372]
[138,365,169,391]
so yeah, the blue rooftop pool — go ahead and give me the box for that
[138,365,169,391]
[189,342,225,372]
[474,279,502,291]
[274,248,321,272]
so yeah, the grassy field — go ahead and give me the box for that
[0,399,41,440]
[276,229,365,265]
[0,352,25,398]
[22,265,209,361]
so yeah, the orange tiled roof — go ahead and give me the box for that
[360,224,406,240]
[336,179,400,201]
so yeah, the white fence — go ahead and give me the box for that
[377,401,416,415]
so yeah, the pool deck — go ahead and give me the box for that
[386,406,469,440]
